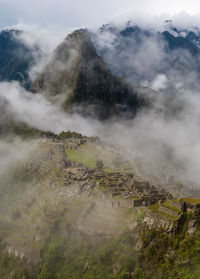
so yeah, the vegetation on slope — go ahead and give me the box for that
[3,208,200,279]
[0,129,199,279]
[0,229,143,279]
[140,211,200,279]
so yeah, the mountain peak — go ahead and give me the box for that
[65,29,98,59]
[31,29,146,119]
[67,29,89,41]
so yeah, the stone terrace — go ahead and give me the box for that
[93,172,171,206]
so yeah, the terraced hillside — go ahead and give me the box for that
[0,133,171,263]
[0,132,200,278]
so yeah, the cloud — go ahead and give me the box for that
[102,91,200,186]
[1,79,200,187]
[88,18,200,186]
[0,138,35,178]
[1,13,200,191]
[5,23,69,81]
[0,81,100,135]
[143,74,168,91]
[92,18,200,96]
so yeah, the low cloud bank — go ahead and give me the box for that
[1,17,200,187]
[1,80,200,186]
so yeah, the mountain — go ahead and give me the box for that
[88,22,200,94]
[2,23,200,96]
[1,23,200,279]
[31,30,151,119]
[0,30,38,89]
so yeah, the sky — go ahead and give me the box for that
[1,0,200,30]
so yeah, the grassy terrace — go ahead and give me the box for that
[149,204,178,220]
[65,142,133,172]
[66,149,97,168]
[163,200,181,213]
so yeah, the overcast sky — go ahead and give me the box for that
[0,0,200,30]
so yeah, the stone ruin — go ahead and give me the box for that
[28,139,173,209]
[93,172,171,207]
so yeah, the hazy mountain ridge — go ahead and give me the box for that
[2,22,200,95]
[88,21,200,93]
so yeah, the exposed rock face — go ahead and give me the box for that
[143,210,177,234]
[142,198,200,236]
[31,30,148,119]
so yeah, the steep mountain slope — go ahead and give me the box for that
[0,30,38,89]
[89,22,200,94]
[0,131,199,278]
[31,30,150,119]
[0,132,163,273]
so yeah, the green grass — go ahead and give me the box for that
[130,197,139,201]
[149,204,178,220]
[66,149,97,168]
[163,201,181,213]
[66,141,133,173]
[66,143,115,169]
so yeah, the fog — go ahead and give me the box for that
[1,78,200,187]
[10,24,70,81]
[91,19,200,95]
[0,82,100,135]
[0,138,37,178]
[1,15,200,189]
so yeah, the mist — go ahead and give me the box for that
[0,138,37,178]
[10,24,70,81]
[2,6,200,278]
[1,77,200,188]
[1,16,200,190]
[91,20,200,95]
[0,81,100,135]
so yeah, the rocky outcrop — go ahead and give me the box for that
[143,210,177,234]
[142,198,200,235]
